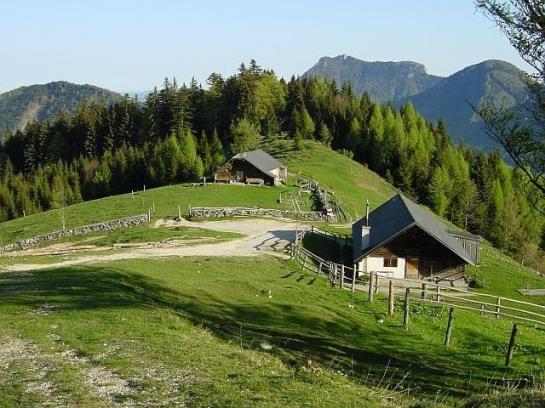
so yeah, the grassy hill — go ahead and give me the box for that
[0,140,395,245]
[1,140,545,406]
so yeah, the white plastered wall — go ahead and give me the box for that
[358,256,406,279]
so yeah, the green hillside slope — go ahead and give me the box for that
[0,140,395,245]
[1,141,545,406]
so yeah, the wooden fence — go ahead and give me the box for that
[292,227,545,328]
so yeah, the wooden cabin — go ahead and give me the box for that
[214,149,287,186]
[352,194,481,287]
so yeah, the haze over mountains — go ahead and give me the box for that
[304,55,528,150]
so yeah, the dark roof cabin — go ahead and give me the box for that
[352,194,481,286]
[214,149,287,186]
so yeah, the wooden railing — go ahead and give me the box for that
[292,227,545,327]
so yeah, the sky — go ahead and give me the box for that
[0,0,530,93]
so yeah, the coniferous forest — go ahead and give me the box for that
[0,61,541,260]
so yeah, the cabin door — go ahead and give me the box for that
[236,171,244,182]
[406,257,420,279]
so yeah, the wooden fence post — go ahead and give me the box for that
[351,264,357,293]
[368,271,375,302]
[178,205,181,220]
[403,288,410,330]
[421,283,427,300]
[480,304,486,316]
[388,280,395,317]
[340,265,345,289]
[374,274,379,294]
[496,297,501,319]
[148,208,151,222]
[505,324,519,367]
[436,285,441,302]
[444,308,454,346]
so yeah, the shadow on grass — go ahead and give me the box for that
[0,264,533,399]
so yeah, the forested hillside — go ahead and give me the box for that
[398,60,528,149]
[0,81,120,133]
[304,55,528,150]
[0,61,541,261]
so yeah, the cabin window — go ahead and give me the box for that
[383,257,398,268]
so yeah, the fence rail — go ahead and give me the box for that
[292,227,545,327]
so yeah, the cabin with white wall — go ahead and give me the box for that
[352,194,481,285]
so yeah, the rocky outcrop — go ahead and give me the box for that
[189,207,334,221]
[0,214,149,253]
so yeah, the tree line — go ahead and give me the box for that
[0,60,541,258]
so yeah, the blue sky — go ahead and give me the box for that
[0,0,528,93]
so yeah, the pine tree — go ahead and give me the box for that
[178,128,202,180]
[209,129,225,172]
[318,122,332,145]
[294,130,304,150]
[229,118,261,154]
[292,106,315,139]
[428,166,450,217]
[367,104,384,171]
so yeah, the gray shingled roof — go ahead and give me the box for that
[352,194,477,265]
[232,149,286,178]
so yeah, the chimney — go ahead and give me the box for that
[362,199,371,250]
[365,199,370,227]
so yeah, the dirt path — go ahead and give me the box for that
[1,218,301,272]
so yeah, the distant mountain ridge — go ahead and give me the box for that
[303,55,528,150]
[305,55,443,101]
[0,81,120,132]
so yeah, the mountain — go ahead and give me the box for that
[304,55,528,150]
[304,55,443,102]
[0,81,121,132]
[397,60,528,149]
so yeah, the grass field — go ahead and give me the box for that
[58,225,241,247]
[266,138,396,218]
[0,184,290,246]
[0,140,395,246]
[467,243,545,307]
[2,139,545,406]
[0,256,544,406]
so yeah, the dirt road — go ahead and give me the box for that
[0,218,301,272]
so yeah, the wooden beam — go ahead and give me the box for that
[444,308,454,346]
[388,280,395,317]
[403,288,410,330]
[505,324,519,367]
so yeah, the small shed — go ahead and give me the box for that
[352,194,481,286]
[214,149,287,186]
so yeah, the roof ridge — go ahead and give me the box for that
[400,195,476,265]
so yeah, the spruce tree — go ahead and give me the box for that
[229,118,261,154]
